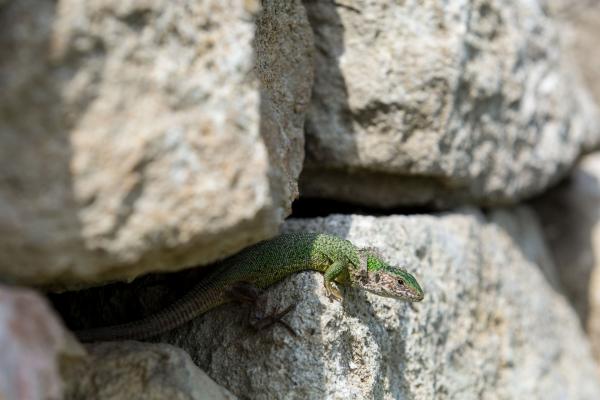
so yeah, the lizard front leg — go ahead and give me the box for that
[324,260,346,301]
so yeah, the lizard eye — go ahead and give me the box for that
[397,279,405,286]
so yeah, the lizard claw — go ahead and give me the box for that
[325,282,343,302]
[250,304,298,336]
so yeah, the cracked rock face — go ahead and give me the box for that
[0,0,312,288]
[301,0,600,207]
[156,213,600,399]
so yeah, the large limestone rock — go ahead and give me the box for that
[0,284,84,400]
[155,213,600,399]
[300,0,600,208]
[533,153,600,365]
[63,341,236,400]
[0,0,312,287]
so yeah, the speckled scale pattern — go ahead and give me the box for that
[211,232,360,289]
[77,233,360,341]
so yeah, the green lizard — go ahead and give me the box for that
[76,232,424,342]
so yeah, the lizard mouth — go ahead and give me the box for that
[364,287,423,302]
[397,288,424,302]
[408,287,425,302]
[411,292,424,302]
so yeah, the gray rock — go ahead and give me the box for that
[533,153,600,366]
[161,213,600,399]
[301,0,600,207]
[63,341,236,400]
[0,0,312,288]
[0,284,85,400]
[548,0,600,106]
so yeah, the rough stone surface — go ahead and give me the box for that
[533,153,600,364]
[63,341,236,400]
[256,0,313,212]
[549,0,600,106]
[300,0,600,208]
[157,213,600,399]
[0,0,312,288]
[0,284,84,400]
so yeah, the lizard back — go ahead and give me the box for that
[76,232,359,341]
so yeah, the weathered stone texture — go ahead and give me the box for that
[157,213,599,399]
[63,341,236,400]
[0,285,84,400]
[0,0,312,287]
[300,0,600,207]
[549,0,600,106]
[533,153,600,368]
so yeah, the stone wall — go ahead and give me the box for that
[2,0,600,399]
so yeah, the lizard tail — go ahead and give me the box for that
[75,283,225,342]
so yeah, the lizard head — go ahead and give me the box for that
[350,248,424,302]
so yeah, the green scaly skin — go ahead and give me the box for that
[76,233,424,342]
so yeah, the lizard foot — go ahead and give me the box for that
[228,282,298,336]
[324,281,343,302]
[250,304,298,337]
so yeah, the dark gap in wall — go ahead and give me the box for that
[290,197,436,219]
[49,262,213,331]
[53,198,438,330]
